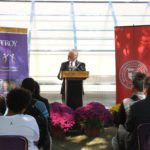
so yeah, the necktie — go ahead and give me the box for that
[70,62,73,71]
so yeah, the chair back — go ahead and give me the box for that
[0,135,28,150]
[137,123,150,150]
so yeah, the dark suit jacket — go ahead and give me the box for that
[126,98,150,132]
[57,60,86,94]
[125,98,150,150]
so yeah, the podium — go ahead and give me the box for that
[61,71,89,109]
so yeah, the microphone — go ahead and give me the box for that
[80,65,85,71]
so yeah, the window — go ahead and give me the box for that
[0,0,150,92]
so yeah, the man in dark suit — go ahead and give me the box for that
[125,76,150,150]
[57,49,86,104]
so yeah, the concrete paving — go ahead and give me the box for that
[42,91,116,108]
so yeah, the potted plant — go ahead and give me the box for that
[50,102,75,139]
[109,103,121,126]
[75,102,112,137]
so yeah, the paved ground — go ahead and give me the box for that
[44,91,116,150]
[42,91,116,108]
[52,126,116,150]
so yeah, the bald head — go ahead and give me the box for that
[68,49,78,61]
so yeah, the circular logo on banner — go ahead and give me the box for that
[119,60,148,89]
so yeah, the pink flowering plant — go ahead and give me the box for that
[75,102,112,129]
[50,102,75,132]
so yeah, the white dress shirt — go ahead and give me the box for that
[69,60,76,70]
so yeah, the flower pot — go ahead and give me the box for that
[51,126,65,140]
[84,127,101,137]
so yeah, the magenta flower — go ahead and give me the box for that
[50,102,75,132]
[74,102,112,128]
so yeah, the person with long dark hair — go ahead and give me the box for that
[21,77,50,150]
[32,81,50,115]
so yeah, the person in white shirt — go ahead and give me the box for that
[112,72,146,150]
[0,88,39,150]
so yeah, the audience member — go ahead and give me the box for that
[0,88,39,150]
[21,78,49,118]
[33,81,50,115]
[32,80,52,150]
[21,77,50,150]
[112,72,146,150]
[125,76,150,150]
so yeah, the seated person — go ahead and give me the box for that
[32,81,50,115]
[125,76,150,150]
[21,78,49,118]
[21,77,50,150]
[0,88,39,150]
[32,80,52,150]
[32,80,51,123]
[112,72,146,150]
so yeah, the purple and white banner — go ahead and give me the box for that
[0,28,28,79]
[0,27,28,95]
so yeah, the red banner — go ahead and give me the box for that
[115,26,150,103]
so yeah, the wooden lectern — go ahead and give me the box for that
[61,71,89,109]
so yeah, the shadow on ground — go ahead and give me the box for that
[52,126,117,150]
